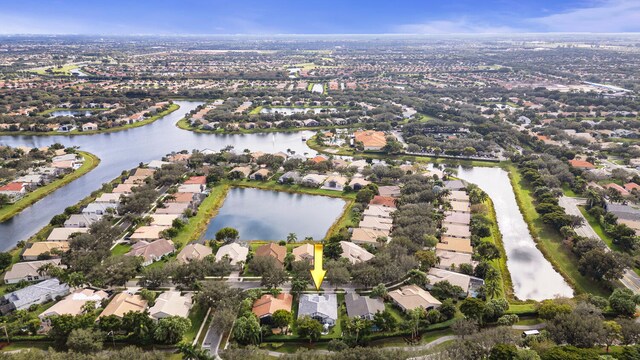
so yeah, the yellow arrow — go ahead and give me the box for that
[310,243,326,290]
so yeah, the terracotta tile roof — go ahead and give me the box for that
[624,182,640,192]
[370,195,396,208]
[184,176,206,185]
[255,243,287,265]
[568,159,595,169]
[252,293,293,318]
[354,130,387,148]
[0,182,26,192]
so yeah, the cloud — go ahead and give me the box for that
[529,0,640,32]
[394,18,522,34]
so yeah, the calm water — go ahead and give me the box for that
[0,101,317,250]
[204,187,346,241]
[456,166,574,301]
[50,110,95,118]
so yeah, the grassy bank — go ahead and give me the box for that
[0,103,180,136]
[176,117,360,135]
[483,197,513,300]
[0,151,100,222]
[173,184,231,246]
[507,164,610,297]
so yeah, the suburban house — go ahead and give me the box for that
[229,166,252,179]
[278,171,302,184]
[95,193,122,204]
[449,201,471,213]
[252,293,293,324]
[39,288,108,323]
[215,243,249,266]
[255,243,287,267]
[112,183,136,195]
[125,239,175,266]
[130,226,169,242]
[363,204,395,218]
[436,237,473,254]
[606,202,640,221]
[443,211,471,225]
[322,174,348,191]
[46,227,89,241]
[358,216,393,232]
[0,278,70,315]
[150,214,180,227]
[348,177,370,191]
[378,186,401,198]
[354,130,387,151]
[81,123,98,131]
[344,293,385,320]
[3,259,64,284]
[339,241,374,264]
[443,224,471,239]
[292,244,315,263]
[388,285,441,312]
[351,227,389,246]
[22,242,70,261]
[444,180,466,191]
[298,294,338,326]
[370,195,396,208]
[249,169,270,181]
[149,291,193,320]
[154,202,190,215]
[178,183,205,194]
[0,182,27,201]
[98,292,148,319]
[82,202,117,216]
[64,213,101,228]
[435,250,475,271]
[301,174,328,187]
[427,268,483,296]
[177,243,212,263]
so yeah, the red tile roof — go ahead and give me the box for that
[184,176,206,185]
[370,195,396,208]
[568,159,595,169]
[624,182,640,192]
[0,182,26,192]
[604,183,629,196]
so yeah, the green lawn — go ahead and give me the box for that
[111,243,132,256]
[184,306,208,343]
[561,184,578,197]
[507,164,610,297]
[0,151,100,222]
[172,184,231,246]
[578,206,621,251]
[483,198,512,300]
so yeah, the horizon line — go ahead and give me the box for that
[2,32,640,37]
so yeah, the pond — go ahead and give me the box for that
[204,187,347,241]
[456,166,574,301]
[49,110,95,118]
[260,107,336,116]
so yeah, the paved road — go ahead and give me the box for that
[202,325,223,360]
[559,196,640,293]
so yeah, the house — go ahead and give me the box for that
[435,250,475,271]
[229,166,252,179]
[82,202,117,216]
[449,191,470,203]
[216,243,249,266]
[178,184,205,194]
[125,239,175,266]
[0,182,27,200]
[64,213,101,228]
[147,160,170,169]
[351,228,389,246]
[378,186,401,198]
[167,192,195,204]
[322,174,348,191]
[98,292,148,319]
[252,293,293,324]
[568,159,596,169]
[132,168,156,177]
[354,130,387,151]
[292,243,314,263]
[301,174,327,187]
[82,123,97,131]
[124,176,148,185]
[298,294,338,326]
[604,183,630,196]
[436,237,473,254]
[149,291,193,320]
[22,242,70,261]
[605,203,640,221]
[363,204,395,219]
[388,285,441,312]
[39,288,108,321]
[250,169,270,181]
[340,241,374,264]
[344,293,385,320]
[130,226,169,242]
[370,195,396,208]
[4,259,63,284]
[254,243,287,267]
[444,180,466,191]
[443,224,471,239]
[450,201,471,213]
[184,176,206,185]
[358,216,393,232]
[0,278,70,315]
[112,183,136,195]
[95,193,122,204]
[46,227,89,241]
[177,243,212,263]
[427,268,475,295]
[150,214,180,227]
[278,171,301,184]
[625,183,640,192]
[154,202,190,215]
[349,177,370,191]
[443,211,471,225]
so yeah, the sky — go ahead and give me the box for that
[0,0,639,35]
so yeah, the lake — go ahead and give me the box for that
[456,166,574,301]
[204,187,347,241]
[0,101,318,250]
[260,107,336,116]
[49,110,95,118]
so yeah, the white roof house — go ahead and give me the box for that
[149,291,193,320]
[0,278,70,315]
[39,288,109,319]
[215,243,249,266]
[339,241,374,264]
[47,227,89,241]
[3,259,64,284]
[177,243,212,263]
[298,294,338,326]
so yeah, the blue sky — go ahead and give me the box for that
[0,0,638,34]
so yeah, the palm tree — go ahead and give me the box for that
[484,278,500,299]
[286,233,297,244]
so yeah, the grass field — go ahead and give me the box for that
[172,184,230,246]
[578,206,621,251]
[483,198,512,300]
[111,243,132,256]
[0,151,100,222]
[507,164,610,297]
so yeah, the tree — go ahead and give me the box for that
[48,314,94,347]
[139,266,170,289]
[325,261,350,287]
[476,242,500,261]
[537,298,574,320]
[260,265,288,289]
[66,328,103,354]
[451,318,478,339]
[414,250,438,270]
[193,282,244,312]
[430,280,464,300]
[122,310,155,344]
[406,307,425,339]
[355,188,374,204]
[547,303,605,348]
[618,318,640,345]
[609,288,640,317]
[271,310,292,333]
[153,316,191,344]
[296,316,323,343]
[578,248,626,281]
[489,343,518,360]
[178,343,213,360]
[215,227,239,243]
[406,269,428,287]
[460,298,486,323]
[370,283,387,299]
[439,298,457,320]
[290,276,309,296]
[233,315,261,345]
[603,320,622,353]
[483,298,509,323]
[0,252,12,271]
[373,310,398,332]
[286,233,297,244]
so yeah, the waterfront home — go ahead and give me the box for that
[348,177,370,191]
[130,226,169,242]
[278,171,301,184]
[125,239,175,266]
[147,160,170,169]
[64,213,101,228]
[358,216,393,232]
[351,227,389,246]
[177,243,212,263]
[178,183,205,194]
[229,166,252,179]
[339,241,374,264]
[39,288,108,322]
[435,250,475,271]
[301,173,328,187]
[0,278,70,315]
[322,174,348,191]
[450,201,471,213]
[184,176,206,185]
[22,242,70,261]
[443,211,471,225]
[4,259,64,284]
[427,268,474,296]
[292,243,315,263]
[82,123,98,131]
[215,243,249,266]
[46,227,89,241]
[154,202,190,215]
[370,195,396,208]
[254,243,287,267]
[354,130,387,151]
[449,191,470,203]
[82,202,117,216]
[98,292,147,319]
[443,223,471,239]
[344,293,384,320]
[132,168,156,177]
[150,214,180,227]
[444,180,466,191]
[149,291,192,320]
[388,285,441,312]
[298,294,338,326]
[94,193,122,204]
[252,293,293,324]
[249,168,271,181]
[363,204,395,218]
[436,237,473,254]
[0,182,27,201]
[112,183,136,195]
